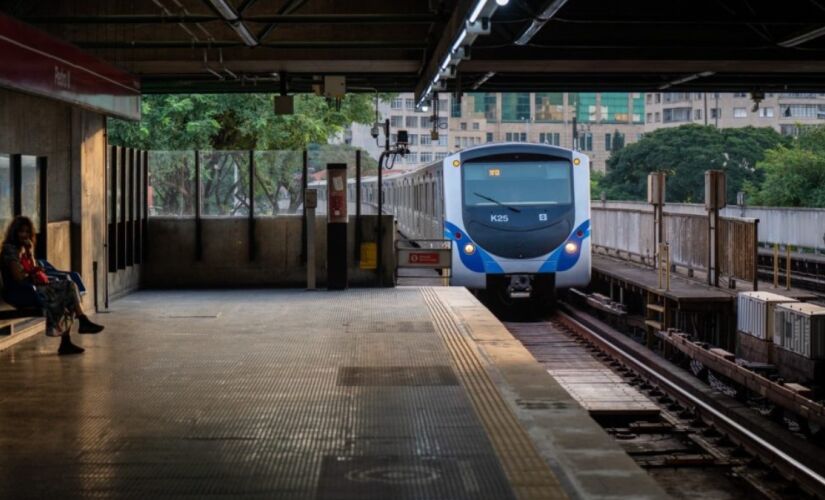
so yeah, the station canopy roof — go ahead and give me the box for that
[7,0,825,98]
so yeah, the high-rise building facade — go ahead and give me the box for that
[644,92,825,135]
[341,91,825,174]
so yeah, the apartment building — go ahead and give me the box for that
[346,92,646,173]
[644,92,825,135]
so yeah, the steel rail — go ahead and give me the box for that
[555,308,825,496]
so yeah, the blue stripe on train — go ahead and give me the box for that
[444,221,503,273]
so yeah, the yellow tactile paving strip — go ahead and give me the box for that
[421,287,568,500]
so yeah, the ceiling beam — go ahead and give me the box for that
[23,14,439,24]
[75,40,429,50]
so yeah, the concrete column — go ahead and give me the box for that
[70,108,107,312]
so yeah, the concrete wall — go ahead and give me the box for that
[143,215,395,288]
[46,220,71,271]
[0,88,72,221]
[593,200,825,251]
[0,87,117,312]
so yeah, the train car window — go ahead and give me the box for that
[463,161,572,206]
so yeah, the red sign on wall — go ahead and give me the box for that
[409,252,440,265]
[0,14,141,120]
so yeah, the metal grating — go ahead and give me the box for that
[337,366,458,386]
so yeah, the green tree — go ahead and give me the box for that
[108,93,384,214]
[746,126,825,207]
[602,124,788,202]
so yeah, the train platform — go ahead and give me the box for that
[0,287,665,499]
[593,254,817,304]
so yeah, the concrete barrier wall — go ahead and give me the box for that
[593,200,825,252]
[143,215,395,288]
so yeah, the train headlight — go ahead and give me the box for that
[564,242,578,254]
[463,243,476,255]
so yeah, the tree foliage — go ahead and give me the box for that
[746,127,825,207]
[601,125,789,202]
[108,93,384,215]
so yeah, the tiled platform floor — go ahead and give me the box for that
[0,288,665,499]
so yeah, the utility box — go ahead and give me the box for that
[274,95,294,115]
[324,76,346,99]
[737,291,797,340]
[705,170,727,210]
[647,172,666,205]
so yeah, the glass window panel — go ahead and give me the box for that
[198,151,250,217]
[147,151,197,216]
[0,155,11,233]
[535,92,564,122]
[501,93,531,122]
[21,156,40,230]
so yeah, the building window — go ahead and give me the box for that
[780,104,823,118]
[535,92,565,122]
[438,135,448,146]
[472,122,480,130]
[694,109,702,120]
[733,107,747,118]
[451,97,462,118]
[406,152,418,164]
[390,116,403,128]
[405,98,415,110]
[406,116,418,128]
[435,152,448,161]
[408,134,418,145]
[663,107,691,123]
[486,132,494,143]
[420,134,431,145]
[460,122,467,130]
[579,132,593,151]
[733,92,747,98]
[438,99,447,111]
[710,108,721,119]
[646,113,652,123]
[654,112,661,122]
[646,94,652,104]
[420,152,433,163]
[655,93,661,103]
[663,92,690,103]
[605,133,612,151]
[420,116,431,128]
[501,93,531,121]
[759,107,774,118]
[391,98,403,109]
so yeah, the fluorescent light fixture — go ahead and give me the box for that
[514,0,569,45]
[779,26,825,48]
[440,54,452,72]
[207,0,239,21]
[469,0,486,24]
[495,0,510,5]
[658,71,715,90]
[231,22,259,47]
[451,28,468,54]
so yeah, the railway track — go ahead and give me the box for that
[503,304,825,498]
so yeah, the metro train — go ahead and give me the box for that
[366,142,591,301]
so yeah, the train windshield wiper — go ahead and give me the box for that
[473,192,521,213]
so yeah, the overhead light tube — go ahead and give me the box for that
[451,28,468,54]
[468,0,487,24]
[231,22,259,47]
[207,0,239,21]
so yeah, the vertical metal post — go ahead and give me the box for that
[134,150,142,265]
[118,148,127,269]
[248,150,256,261]
[752,219,759,291]
[786,245,792,290]
[36,156,48,260]
[773,243,779,288]
[301,149,308,263]
[708,207,719,287]
[377,118,389,286]
[355,149,362,261]
[10,154,21,216]
[194,150,202,261]
[126,149,135,267]
[306,191,316,290]
[142,150,149,262]
[108,146,118,272]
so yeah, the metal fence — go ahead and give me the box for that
[592,205,758,284]
[594,200,825,252]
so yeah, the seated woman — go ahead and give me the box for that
[1,216,103,355]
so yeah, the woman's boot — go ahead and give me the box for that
[58,334,84,355]
[78,315,104,334]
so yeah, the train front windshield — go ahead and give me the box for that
[463,161,572,207]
